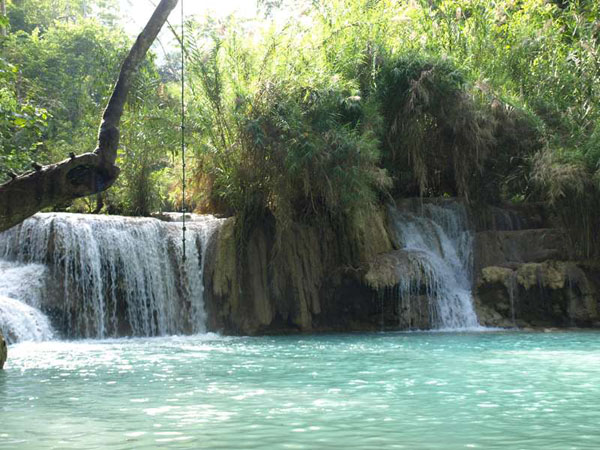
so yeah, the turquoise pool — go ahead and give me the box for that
[1,331,599,449]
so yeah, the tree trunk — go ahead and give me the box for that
[0,0,178,233]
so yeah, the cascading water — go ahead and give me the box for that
[0,260,48,308]
[0,295,54,344]
[390,201,481,330]
[0,261,54,343]
[0,213,224,340]
[507,271,518,327]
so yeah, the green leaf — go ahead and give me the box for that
[13,117,28,127]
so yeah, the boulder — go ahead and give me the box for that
[364,250,423,290]
[0,331,6,369]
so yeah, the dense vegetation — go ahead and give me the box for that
[1,0,598,255]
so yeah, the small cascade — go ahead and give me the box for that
[0,260,48,308]
[507,271,518,327]
[0,295,54,344]
[390,201,480,330]
[0,261,55,343]
[0,213,224,339]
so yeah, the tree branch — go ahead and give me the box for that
[0,0,178,233]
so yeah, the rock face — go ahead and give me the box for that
[0,331,6,369]
[475,262,599,327]
[204,210,394,334]
[204,199,482,334]
[472,204,600,328]
[204,200,600,334]
[474,228,572,273]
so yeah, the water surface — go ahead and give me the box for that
[1,331,599,449]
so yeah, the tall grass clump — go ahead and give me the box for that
[185,16,390,248]
[376,54,495,201]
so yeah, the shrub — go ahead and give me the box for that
[376,53,495,201]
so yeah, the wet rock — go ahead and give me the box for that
[474,228,571,273]
[0,331,6,369]
[364,250,423,290]
[473,203,549,231]
[516,261,568,290]
[204,207,396,335]
[472,205,600,329]
[474,261,599,328]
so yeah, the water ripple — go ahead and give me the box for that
[1,331,600,449]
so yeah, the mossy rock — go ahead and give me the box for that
[516,261,567,290]
[480,266,514,286]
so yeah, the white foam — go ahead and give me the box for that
[0,295,54,344]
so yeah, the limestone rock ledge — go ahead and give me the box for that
[203,200,600,334]
[364,250,423,290]
[203,209,395,335]
[474,228,571,274]
[474,261,600,328]
[473,214,600,328]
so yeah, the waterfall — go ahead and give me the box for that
[0,213,224,340]
[390,201,480,330]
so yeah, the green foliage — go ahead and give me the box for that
[376,54,496,201]
[531,149,600,258]
[1,1,176,215]
[286,0,599,253]
[0,57,49,181]
[109,61,180,216]
[2,19,129,159]
[185,19,389,244]
[238,81,387,222]
[1,0,598,256]
[176,0,599,254]
[6,0,119,33]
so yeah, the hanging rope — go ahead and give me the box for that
[180,0,186,263]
